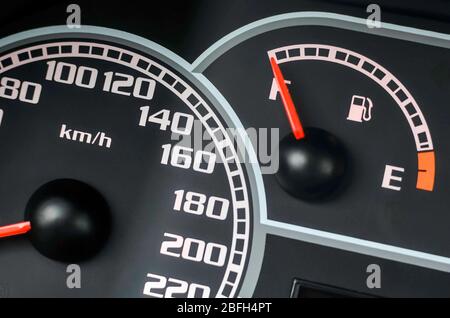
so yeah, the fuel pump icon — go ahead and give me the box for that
[347,95,373,122]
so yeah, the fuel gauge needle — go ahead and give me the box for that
[270,57,305,140]
[0,221,31,239]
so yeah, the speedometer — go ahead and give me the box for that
[0,27,264,298]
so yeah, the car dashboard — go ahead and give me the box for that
[0,0,449,299]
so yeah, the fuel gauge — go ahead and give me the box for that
[195,12,450,296]
[267,43,435,200]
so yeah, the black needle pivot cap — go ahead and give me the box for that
[26,179,112,262]
[276,127,347,201]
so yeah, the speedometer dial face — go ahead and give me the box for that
[0,28,259,297]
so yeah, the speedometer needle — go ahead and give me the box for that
[0,221,31,239]
[270,57,305,140]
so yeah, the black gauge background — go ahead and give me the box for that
[0,0,448,298]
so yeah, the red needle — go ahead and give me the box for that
[0,221,31,239]
[270,57,305,140]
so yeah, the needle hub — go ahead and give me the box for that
[276,128,348,201]
[25,179,112,263]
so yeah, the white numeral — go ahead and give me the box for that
[161,144,216,174]
[139,106,194,135]
[143,273,210,298]
[46,61,98,89]
[104,72,155,100]
[160,233,227,267]
[0,77,41,104]
[173,190,229,220]
[103,72,133,96]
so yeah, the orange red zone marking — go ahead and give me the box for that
[417,151,435,191]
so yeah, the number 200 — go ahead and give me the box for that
[160,233,227,267]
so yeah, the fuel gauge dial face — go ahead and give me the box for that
[200,15,450,279]
[267,43,435,198]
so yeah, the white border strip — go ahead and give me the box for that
[192,11,450,73]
